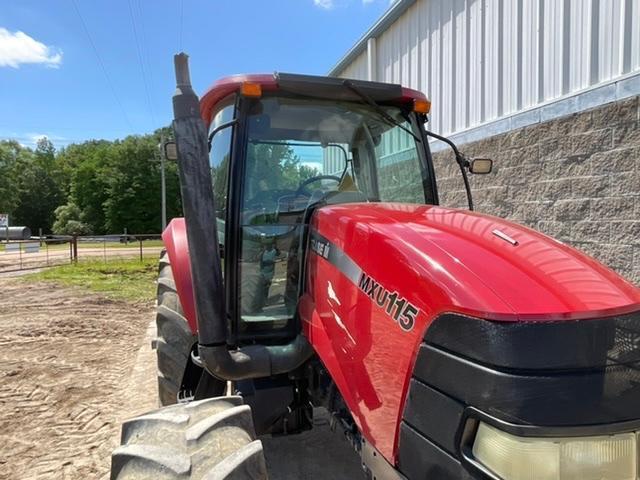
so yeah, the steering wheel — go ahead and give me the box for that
[295,175,342,197]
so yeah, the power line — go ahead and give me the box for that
[70,0,134,131]
[178,0,184,51]
[134,0,157,123]
[127,0,156,129]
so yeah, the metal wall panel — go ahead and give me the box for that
[340,51,368,80]
[502,0,520,115]
[633,0,640,71]
[335,0,640,136]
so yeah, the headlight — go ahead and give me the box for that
[471,422,637,480]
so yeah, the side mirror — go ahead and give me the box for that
[162,141,178,161]
[469,158,493,174]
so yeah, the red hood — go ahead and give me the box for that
[313,203,640,321]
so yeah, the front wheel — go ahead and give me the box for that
[111,396,269,479]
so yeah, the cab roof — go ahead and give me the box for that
[200,72,429,126]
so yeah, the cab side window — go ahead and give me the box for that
[209,100,235,244]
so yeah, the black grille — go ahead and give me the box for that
[424,311,640,370]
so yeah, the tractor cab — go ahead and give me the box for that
[202,73,438,344]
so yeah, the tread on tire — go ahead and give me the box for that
[111,396,268,479]
[155,250,197,406]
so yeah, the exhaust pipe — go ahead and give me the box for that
[171,53,313,381]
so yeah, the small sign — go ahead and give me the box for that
[0,214,7,228]
[25,243,40,254]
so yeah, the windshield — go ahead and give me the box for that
[243,96,431,212]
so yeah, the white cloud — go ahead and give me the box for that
[0,132,67,148]
[30,133,52,143]
[314,0,335,9]
[0,28,62,68]
[27,133,69,148]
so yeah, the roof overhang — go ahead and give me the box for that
[199,71,427,125]
[327,0,417,77]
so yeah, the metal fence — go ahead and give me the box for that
[0,234,163,274]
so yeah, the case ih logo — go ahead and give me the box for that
[310,237,330,259]
[358,273,418,331]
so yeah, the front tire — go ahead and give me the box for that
[155,250,197,406]
[111,396,269,479]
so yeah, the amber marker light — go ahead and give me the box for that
[240,82,262,97]
[414,99,431,114]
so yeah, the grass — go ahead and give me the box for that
[24,258,158,303]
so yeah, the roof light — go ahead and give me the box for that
[413,99,431,114]
[240,82,262,97]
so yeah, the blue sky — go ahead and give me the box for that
[0,0,391,149]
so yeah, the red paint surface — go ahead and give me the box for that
[301,203,640,463]
[400,86,428,103]
[162,218,197,333]
[200,74,277,125]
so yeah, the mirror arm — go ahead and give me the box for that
[424,129,474,211]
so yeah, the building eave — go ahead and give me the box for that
[327,0,417,77]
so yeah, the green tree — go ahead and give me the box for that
[52,202,92,235]
[103,134,181,233]
[246,143,316,193]
[0,140,22,215]
[11,138,64,232]
[1,129,181,235]
[59,140,112,234]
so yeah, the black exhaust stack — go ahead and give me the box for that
[171,53,313,380]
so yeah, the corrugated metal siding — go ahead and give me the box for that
[336,0,640,136]
[340,51,368,80]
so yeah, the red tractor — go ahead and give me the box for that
[111,54,640,479]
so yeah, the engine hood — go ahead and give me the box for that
[312,203,640,321]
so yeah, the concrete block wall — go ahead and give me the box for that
[432,95,640,286]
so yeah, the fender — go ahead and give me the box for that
[162,218,198,334]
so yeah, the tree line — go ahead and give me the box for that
[0,128,182,236]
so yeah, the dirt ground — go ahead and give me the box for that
[0,279,156,479]
[0,278,364,480]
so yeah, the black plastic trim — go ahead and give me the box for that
[399,311,640,479]
[460,407,640,439]
[426,312,640,370]
[398,422,473,480]
[276,72,405,103]
[414,342,640,426]
[402,379,465,454]
[225,94,245,346]
[415,113,439,206]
